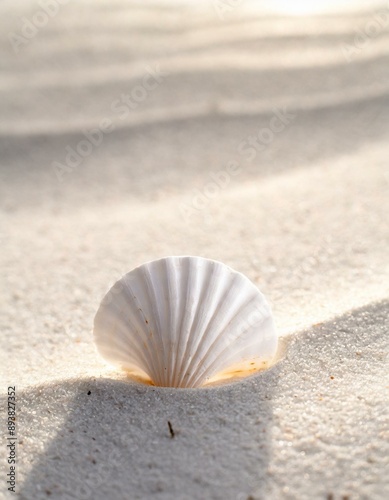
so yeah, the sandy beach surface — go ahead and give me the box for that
[1,1,388,499]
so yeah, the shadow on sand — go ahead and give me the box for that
[16,300,389,499]
[17,366,279,500]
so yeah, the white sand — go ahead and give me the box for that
[1,1,388,499]
[12,301,389,500]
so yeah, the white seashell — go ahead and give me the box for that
[93,256,278,388]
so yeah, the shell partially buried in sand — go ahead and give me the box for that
[93,256,278,388]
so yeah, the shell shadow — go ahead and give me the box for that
[18,365,281,500]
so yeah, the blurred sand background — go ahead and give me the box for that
[0,0,388,499]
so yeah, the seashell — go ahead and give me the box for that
[93,256,277,388]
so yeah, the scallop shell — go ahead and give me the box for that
[93,256,277,388]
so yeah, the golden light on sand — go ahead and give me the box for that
[272,0,331,16]
[266,0,386,16]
